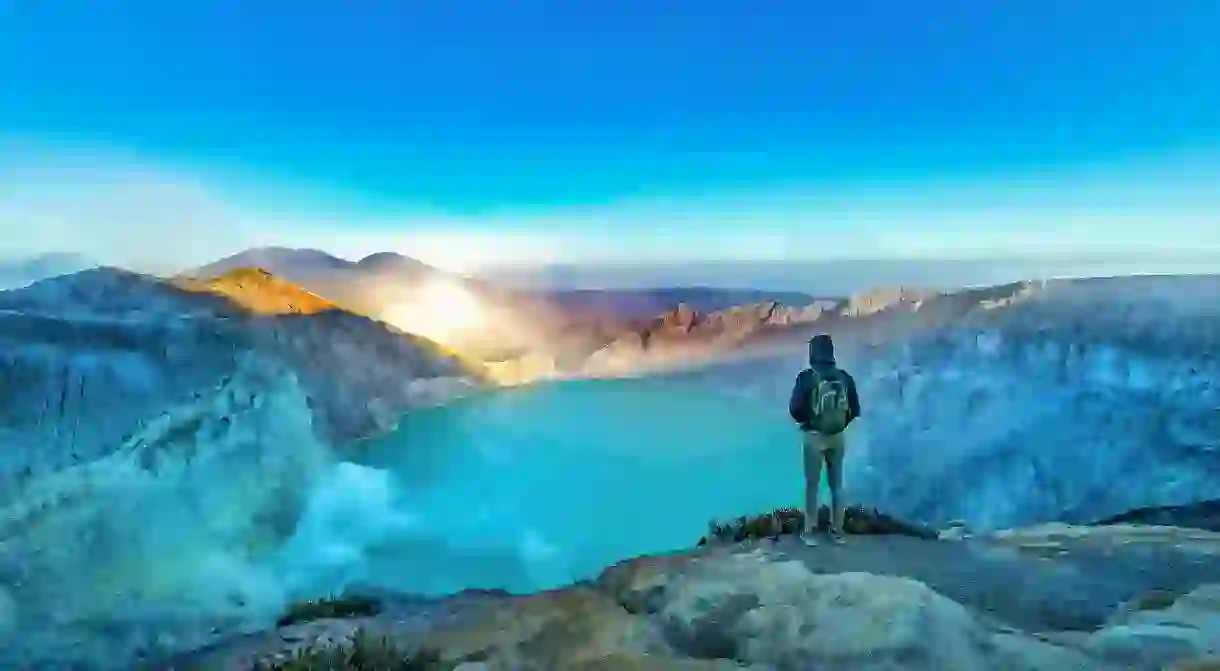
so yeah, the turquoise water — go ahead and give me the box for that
[0,377,809,669]
[286,377,806,597]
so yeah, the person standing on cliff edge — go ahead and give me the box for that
[788,333,861,545]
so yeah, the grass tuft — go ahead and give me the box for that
[276,595,382,628]
[253,629,444,670]
[698,504,937,546]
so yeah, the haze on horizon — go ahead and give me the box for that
[1,1,1218,285]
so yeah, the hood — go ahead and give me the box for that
[808,334,836,366]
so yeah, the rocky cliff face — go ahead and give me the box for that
[575,283,1044,377]
[663,275,1220,531]
[0,355,327,655]
[0,267,485,659]
[539,287,824,322]
[851,275,1220,529]
[582,300,832,375]
[0,268,480,469]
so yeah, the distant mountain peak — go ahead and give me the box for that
[355,251,434,272]
[191,248,446,282]
[252,246,343,258]
[357,251,409,263]
[193,247,353,278]
[0,251,98,290]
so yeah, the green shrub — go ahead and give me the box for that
[253,629,444,670]
[698,504,937,546]
[276,595,381,628]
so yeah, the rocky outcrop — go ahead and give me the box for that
[847,276,1220,529]
[0,267,481,460]
[1094,498,1220,532]
[0,267,487,669]
[582,301,830,375]
[0,355,331,662]
[157,523,1220,671]
[840,286,934,317]
[0,267,485,517]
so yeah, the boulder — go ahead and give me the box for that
[1087,583,1220,668]
[647,549,1098,671]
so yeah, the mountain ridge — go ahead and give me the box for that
[172,266,342,315]
[192,247,359,277]
[0,252,97,290]
[0,265,485,466]
[180,248,850,374]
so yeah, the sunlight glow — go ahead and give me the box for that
[380,277,489,346]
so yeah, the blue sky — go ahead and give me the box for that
[1,0,1218,272]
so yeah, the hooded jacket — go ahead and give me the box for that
[788,334,861,430]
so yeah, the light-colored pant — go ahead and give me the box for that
[802,430,847,534]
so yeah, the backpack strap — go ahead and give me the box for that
[809,366,838,384]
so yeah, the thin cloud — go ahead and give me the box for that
[1,141,1218,275]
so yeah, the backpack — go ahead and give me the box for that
[807,367,850,435]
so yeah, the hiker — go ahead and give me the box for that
[788,333,861,545]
